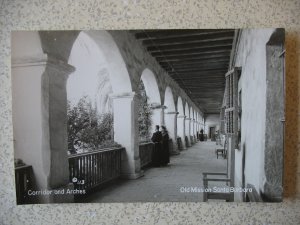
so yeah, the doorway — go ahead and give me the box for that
[209,127,216,141]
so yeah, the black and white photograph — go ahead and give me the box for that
[11,29,285,204]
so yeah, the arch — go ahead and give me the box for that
[177,97,184,116]
[163,86,177,152]
[68,31,140,179]
[140,68,161,105]
[68,31,132,94]
[185,102,190,118]
[67,32,114,115]
[164,86,175,112]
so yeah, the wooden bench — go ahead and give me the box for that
[202,172,233,202]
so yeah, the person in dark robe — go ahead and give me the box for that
[151,125,162,167]
[200,129,204,141]
[161,125,170,166]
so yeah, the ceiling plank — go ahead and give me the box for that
[151,45,232,56]
[148,39,233,52]
[156,50,231,61]
[134,29,235,39]
[159,58,229,67]
[142,32,234,46]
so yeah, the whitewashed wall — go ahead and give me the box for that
[234,29,275,201]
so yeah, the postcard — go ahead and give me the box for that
[11,28,285,204]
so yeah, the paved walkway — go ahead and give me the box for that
[80,141,227,203]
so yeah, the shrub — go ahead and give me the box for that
[137,81,152,142]
[67,96,118,153]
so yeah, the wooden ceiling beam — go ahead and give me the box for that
[148,39,233,52]
[151,45,232,56]
[165,66,228,73]
[168,68,227,74]
[142,32,234,46]
[133,29,235,39]
[173,75,225,79]
[165,62,228,69]
[159,57,229,66]
[156,51,231,61]
[157,56,229,66]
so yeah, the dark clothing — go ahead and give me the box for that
[200,130,204,141]
[151,131,162,166]
[161,131,170,165]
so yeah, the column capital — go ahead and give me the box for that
[166,111,179,115]
[12,54,48,68]
[110,92,135,99]
[150,103,166,109]
[46,56,75,75]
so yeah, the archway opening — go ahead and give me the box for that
[67,32,118,154]
[164,86,177,152]
[140,69,161,134]
[137,80,153,142]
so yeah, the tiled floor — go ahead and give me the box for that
[80,141,227,203]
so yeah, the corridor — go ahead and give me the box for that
[81,141,227,202]
[12,29,285,204]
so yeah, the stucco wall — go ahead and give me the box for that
[205,114,220,135]
[234,29,276,200]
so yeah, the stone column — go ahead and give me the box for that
[190,119,194,145]
[164,111,180,155]
[192,119,196,143]
[44,57,76,197]
[161,105,166,126]
[12,31,80,203]
[111,92,143,179]
[184,117,191,147]
[177,115,187,150]
[196,121,200,141]
[12,48,55,203]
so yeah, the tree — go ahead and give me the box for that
[137,81,153,142]
[67,96,119,154]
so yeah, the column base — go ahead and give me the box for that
[51,183,74,203]
[170,150,180,155]
[121,170,144,180]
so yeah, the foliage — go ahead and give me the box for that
[137,81,153,142]
[67,96,119,154]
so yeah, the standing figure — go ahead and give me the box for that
[151,125,162,167]
[161,126,170,166]
[200,129,204,142]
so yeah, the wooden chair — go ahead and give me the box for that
[215,136,227,159]
[245,184,263,202]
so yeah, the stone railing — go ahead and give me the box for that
[139,142,154,168]
[68,147,124,192]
